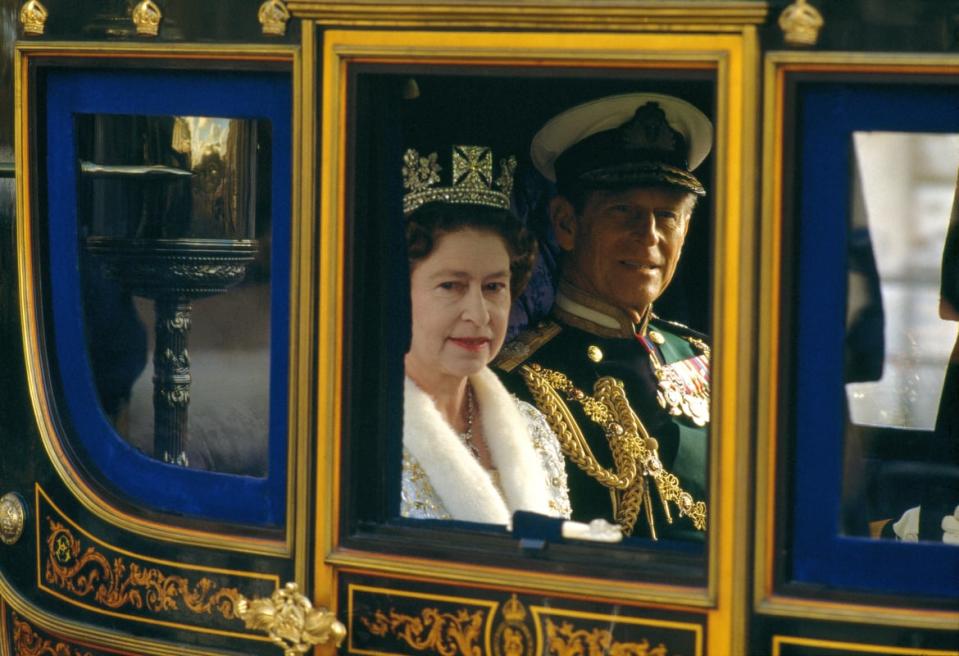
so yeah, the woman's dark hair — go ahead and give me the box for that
[406,203,537,298]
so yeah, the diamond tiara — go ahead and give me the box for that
[402,145,517,216]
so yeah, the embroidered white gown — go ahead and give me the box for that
[401,367,571,523]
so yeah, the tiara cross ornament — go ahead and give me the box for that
[402,145,517,215]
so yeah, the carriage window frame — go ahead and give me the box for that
[16,46,301,552]
[321,28,754,603]
[756,54,959,617]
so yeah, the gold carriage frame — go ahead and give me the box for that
[312,26,760,653]
[755,51,959,631]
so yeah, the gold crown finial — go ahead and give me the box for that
[402,145,517,215]
[502,594,527,623]
[258,0,290,36]
[19,0,48,35]
[132,0,162,37]
[779,0,824,46]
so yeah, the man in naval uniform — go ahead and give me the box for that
[496,93,712,540]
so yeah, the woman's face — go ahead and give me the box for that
[405,228,512,388]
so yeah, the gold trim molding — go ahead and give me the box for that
[771,634,959,656]
[288,0,768,31]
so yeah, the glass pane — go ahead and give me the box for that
[349,70,714,556]
[842,131,959,540]
[77,114,272,476]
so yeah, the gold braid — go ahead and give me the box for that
[520,363,707,536]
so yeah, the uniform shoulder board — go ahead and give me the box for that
[493,320,562,373]
[650,316,710,353]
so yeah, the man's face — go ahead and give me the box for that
[551,186,695,322]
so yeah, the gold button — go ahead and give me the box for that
[587,345,603,362]
[649,330,665,345]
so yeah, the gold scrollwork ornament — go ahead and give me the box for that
[545,618,670,656]
[779,0,824,46]
[132,0,161,36]
[0,492,26,545]
[19,0,48,35]
[258,0,291,36]
[237,582,346,655]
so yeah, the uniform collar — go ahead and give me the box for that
[553,279,651,339]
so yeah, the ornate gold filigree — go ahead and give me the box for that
[778,0,824,46]
[258,0,291,36]
[237,582,346,655]
[12,614,94,656]
[361,606,485,656]
[545,618,669,656]
[18,0,48,35]
[43,517,242,619]
[132,0,161,36]
[520,364,706,536]
[0,492,26,545]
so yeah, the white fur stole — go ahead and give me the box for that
[403,368,554,524]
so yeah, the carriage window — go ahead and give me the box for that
[842,131,959,540]
[77,114,272,476]
[345,67,714,570]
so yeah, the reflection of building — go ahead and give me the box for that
[843,132,959,536]
[846,132,959,429]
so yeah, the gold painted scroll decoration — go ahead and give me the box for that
[44,517,242,620]
[544,618,669,656]
[361,606,486,656]
[12,613,95,656]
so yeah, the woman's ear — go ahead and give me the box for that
[550,196,577,252]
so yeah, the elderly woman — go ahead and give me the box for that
[400,144,570,523]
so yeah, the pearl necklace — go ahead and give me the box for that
[459,383,479,459]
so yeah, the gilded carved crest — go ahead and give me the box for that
[258,0,291,36]
[778,0,824,46]
[237,582,347,654]
[132,0,162,36]
[19,0,48,35]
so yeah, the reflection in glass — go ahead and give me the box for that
[77,114,272,476]
[842,132,959,540]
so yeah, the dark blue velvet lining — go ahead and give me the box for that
[793,82,959,596]
[44,68,291,526]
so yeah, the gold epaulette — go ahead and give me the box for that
[493,320,562,373]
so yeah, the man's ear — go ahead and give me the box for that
[550,196,577,252]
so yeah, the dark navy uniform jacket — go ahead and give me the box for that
[496,282,709,541]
